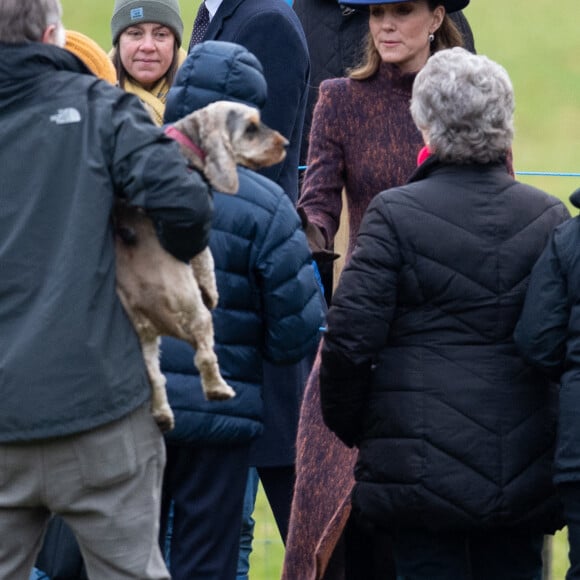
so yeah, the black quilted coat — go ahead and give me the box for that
[320,156,568,533]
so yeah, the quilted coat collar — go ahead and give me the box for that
[407,154,510,184]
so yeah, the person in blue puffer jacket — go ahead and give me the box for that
[158,40,324,580]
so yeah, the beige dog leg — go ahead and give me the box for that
[141,336,175,432]
[190,248,219,310]
[191,305,236,400]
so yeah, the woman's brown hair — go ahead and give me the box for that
[348,1,464,80]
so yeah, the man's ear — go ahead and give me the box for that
[42,24,66,47]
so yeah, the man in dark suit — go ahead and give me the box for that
[189,0,309,204]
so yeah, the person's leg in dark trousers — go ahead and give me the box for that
[469,529,544,580]
[237,467,260,580]
[342,515,397,580]
[392,528,470,580]
[558,483,580,579]
[393,527,543,580]
[257,465,295,543]
[161,443,250,580]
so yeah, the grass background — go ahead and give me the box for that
[59,0,580,577]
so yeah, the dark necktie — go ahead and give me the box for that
[188,2,210,51]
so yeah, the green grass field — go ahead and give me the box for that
[464,0,580,209]
[58,1,580,577]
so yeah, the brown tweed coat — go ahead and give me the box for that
[285,64,423,580]
[297,62,423,260]
[283,349,357,579]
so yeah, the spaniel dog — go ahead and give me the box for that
[115,101,288,431]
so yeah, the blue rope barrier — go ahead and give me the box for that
[516,171,580,178]
[300,166,579,178]
[309,168,578,334]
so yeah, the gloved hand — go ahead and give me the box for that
[297,207,340,263]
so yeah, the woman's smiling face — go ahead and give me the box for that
[118,22,176,89]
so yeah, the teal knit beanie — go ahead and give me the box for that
[111,0,183,46]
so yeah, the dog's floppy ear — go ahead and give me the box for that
[195,107,239,194]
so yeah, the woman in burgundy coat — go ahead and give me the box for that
[284,1,470,578]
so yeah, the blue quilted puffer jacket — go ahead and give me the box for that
[161,41,323,445]
[161,167,323,445]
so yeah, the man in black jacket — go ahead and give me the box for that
[0,1,212,578]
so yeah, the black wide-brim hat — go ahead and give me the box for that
[339,0,470,13]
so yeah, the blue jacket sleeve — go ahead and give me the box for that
[257,194,323,363]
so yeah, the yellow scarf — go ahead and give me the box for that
[113,48,187,126]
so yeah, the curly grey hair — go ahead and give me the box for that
[410,47,514,164]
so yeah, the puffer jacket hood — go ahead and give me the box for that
[569,186,580,209]
[164,40,267,123]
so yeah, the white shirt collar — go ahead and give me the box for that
[204,0,223,20]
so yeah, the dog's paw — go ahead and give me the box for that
[153,408,175,433]
[205,381,236,401]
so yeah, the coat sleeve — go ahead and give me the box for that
[320,194,400,446]
[297,81,346,248]
[257,195,324,364]
[111,92,212,261]
[514,229,569,380]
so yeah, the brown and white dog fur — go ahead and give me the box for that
[114,101,288,431]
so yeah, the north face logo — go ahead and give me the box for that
[50,108,81,125]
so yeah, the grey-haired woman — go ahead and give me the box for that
[319,47,568,579]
